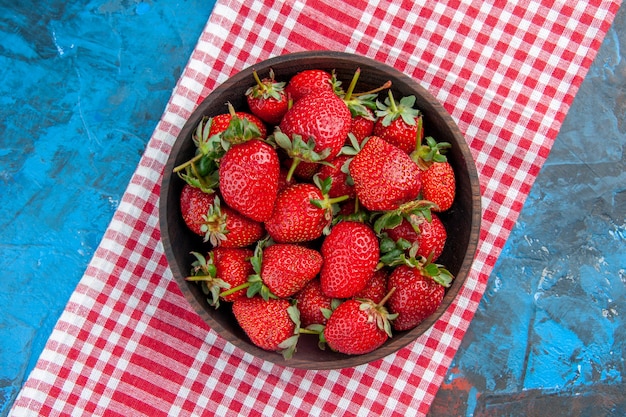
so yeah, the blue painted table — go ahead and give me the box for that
[1,1,624,416]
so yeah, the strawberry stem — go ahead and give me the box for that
[186,275,212,282]
[377,287,396,308]
[343,67,361,101]
[219,282,249,297]
[414,116,423,153]
[353,80,392,97]
[252,70,265,90]
[387,90,398,113]
[298,328,321,335]
[285,157,301,182]
[173,153,203,173]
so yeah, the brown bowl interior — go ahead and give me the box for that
[160,51,481,370]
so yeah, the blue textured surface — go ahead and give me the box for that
[430,5,626,416]
[0,1,213,414]
[0,1,624,416]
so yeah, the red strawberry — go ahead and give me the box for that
[387,262,453,331]
[265,179,346,243]
[422,161,456,212]
[218,139,280,222]
[232,297,300,358]
[284,69,335,102]
[212,248,254,302]
[349,136,422,211]
[374,91,423,154]
[294,279,333,328]
[260,243,323,298]
[349,111,375,142]
[320,221,379,298]
[173,116,224,194]
[279,90,352,163]
[384,213,447,262]
[209,106,267,139]
[180,183,216,236]
[245,69,289,125]
[353,269,388,304]
[317,154,356,199]
[180,185,263,247]
[323,293,396,355]
[186,248,253,307]
[412,136,456,212]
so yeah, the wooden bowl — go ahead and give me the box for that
[160,51,481,370]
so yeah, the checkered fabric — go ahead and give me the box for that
[11,0,620,416]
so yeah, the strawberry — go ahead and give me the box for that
[258,243,323,298]
[386,261,453,331]
[322,290,397,355]
[284,69,336,102]
[209,103,267,139]
[294,279,334,328]
[412,136,456,212]
[320,221,379,298]
[232,297,301,358]
[353,268,388,304]
[211,248,254,302]
[245,69,289,125]
[220,239,322,300]
[278,89,352,164]
[218,139,280,222]
[384,213,447,262]
[374,91,423,154]
[265,177,348,243]
[186,248,253,307]
[180,185,263,247]
[349,110,375,143]
[339,68,381,143]
[180,183,216,236]
[317,154,356,199]
[349,136,422,211]
[421,161,456,212]
[173,116,224,193]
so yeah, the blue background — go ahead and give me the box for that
[1,1,624,415]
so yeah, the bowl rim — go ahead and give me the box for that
[159,50,482,370]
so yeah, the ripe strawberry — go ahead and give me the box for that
[284,69,336,102]
[320,221,379,298]
[374,91,423,154]
[186,248,253,307]
[279,90,352,163]
[317,154,356,199]
[173,116,224,193]
[384,213,447,262]
[180,183,216,236]
[294,279,333,328]
[265,178,346,243]
[218,139,280,222]
[245,69,289,125]
[212,247,254,302]
[232,297,300,358]
[322,292,397,355]
[353,268,388,304]
[180,185,263,247]
[422,161,456,212]
[349,110,375,142]
[349,136,422,211]
[259,243,323,298]
[209,106,267,139]
[387,262,453,331]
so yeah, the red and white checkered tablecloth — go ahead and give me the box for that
[11,0,620,416]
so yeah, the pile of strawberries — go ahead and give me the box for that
[175,66,457,359]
